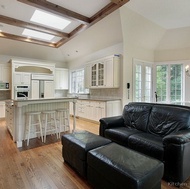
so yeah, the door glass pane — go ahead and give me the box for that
[170,64,182,102]
[145,66,151,102]
[135,65,142,102]
[156,65,167,102]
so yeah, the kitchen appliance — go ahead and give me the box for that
[31,74,54,99]
[0,83,9,90]
[14,85,30,99]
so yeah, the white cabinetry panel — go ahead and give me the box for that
[0,64,11,83]
[14,73,31,85]
[44,80,54,98]
[0,101,5,118]
[55,68,68,90]
[31,80,39,99]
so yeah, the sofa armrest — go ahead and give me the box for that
[162,129,190,182]
[99,116,124,137]
[163,130,190,145]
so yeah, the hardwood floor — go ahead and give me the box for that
[0,118,190,189]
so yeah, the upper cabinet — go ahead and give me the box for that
[13,72,31,85]
[85,55,120,89]
[0,64,11,83]
[55,68,68,90]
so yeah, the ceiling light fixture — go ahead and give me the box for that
[30,10,71,30]
[22,29,55,41]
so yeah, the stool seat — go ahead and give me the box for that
[25,111,43,146]
[42,110,58,143]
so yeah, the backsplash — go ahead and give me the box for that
[90,88,122,99]
[0,90,11,100]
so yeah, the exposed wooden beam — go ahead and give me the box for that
[90,0,130,24]
[56,24,88,48]
[0,15,68,38]
[0,32,56,47]
[17,0,90,24]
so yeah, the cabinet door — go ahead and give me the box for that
[14,73,31,85]
[31,80,39,99]
[97,62,105,87]
[94,102,105,121]
[44,81,54,98]
[55,69,68,90]
[2,65,11,83]
[91,63,97,87]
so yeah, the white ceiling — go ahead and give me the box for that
[1,0,190,63]
[125,0,190,29]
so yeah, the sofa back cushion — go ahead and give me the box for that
[147,105,190,137]
[123,103,152,132]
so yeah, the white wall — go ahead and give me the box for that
[119,7,165,105]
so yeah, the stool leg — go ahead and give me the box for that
[44,114,47,143]
[27,115,31,146]
[53,113,59,139]
[38,114,43,143]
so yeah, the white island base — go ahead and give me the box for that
[6,97,77,148]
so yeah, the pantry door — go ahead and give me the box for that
[133,59,153,102]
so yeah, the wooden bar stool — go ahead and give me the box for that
[42,110,58,143]
[56,108,70,138]
[25,111,43,146]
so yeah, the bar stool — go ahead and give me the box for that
[41,110,58,143]
[56,108,70,138]
[25,111,43,146]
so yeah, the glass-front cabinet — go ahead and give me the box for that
[91,61,105,87]
[85,55,120,89]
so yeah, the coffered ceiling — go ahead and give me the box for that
[0,0,129,48]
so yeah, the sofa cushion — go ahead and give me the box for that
[128,133,164,161]
[147,105,190,137]
[123,103,152,132]
[105,127,143,147]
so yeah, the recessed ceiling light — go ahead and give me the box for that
[22,29,55,41]
[30,10,71,30]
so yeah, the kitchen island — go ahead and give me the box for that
[5,97,77,148]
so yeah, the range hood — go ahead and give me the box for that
[31,74,54,81]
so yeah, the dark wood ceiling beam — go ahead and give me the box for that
[90,0,130,24]
[0,32,56,47]
[0,15,68,38]
[56,24,88,48]
[17,0,90,24]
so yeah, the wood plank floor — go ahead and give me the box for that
[0,118,190,189]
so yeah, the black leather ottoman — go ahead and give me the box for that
[61,130,111,178]
[87,143,164,189]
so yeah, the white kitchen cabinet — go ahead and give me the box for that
[72,99,121,122]
[44,80,54,98]
[0,64,11,84]
[55,68,68,90]
[14,72,31,85]
[31,80,39,99]
[85,55,120,88]
[0,101,5,118]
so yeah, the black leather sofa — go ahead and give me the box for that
[99,102,190,184]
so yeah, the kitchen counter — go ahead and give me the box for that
[6,97,77,148]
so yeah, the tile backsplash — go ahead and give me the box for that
[0,90,11,100]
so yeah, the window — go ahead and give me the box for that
[156,64,183,103]
[70,68,89,94]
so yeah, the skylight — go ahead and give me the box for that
[30,10,71,30]
[22,29,54,41]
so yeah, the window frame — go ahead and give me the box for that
[153,60,186,103]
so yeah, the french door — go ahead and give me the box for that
[133,59,153,102]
